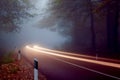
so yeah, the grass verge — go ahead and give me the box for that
[1,51,15,64]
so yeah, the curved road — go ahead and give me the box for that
[21,46,120,80]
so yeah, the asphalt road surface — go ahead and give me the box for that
[21,46,120,80]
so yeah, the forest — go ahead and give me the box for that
[50,0,120,58]
[0,0,120,58]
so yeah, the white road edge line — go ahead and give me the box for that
[50,56,120,80]
[26,46,120,79]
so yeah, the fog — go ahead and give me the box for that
[0,0,70,50]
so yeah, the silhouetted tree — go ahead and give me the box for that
[51,0,97,53]
[87,0,96,51]
[0,0,32,32]
[106,0,119,53]
[95,0,120,53]
[51,0,120,56]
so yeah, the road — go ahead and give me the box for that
[21,45,120,80]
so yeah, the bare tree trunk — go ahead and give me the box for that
[107,0,119,53]
[88,0,96,52]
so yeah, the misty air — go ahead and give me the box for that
[0,0,120,80]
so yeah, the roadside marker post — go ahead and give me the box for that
[34,58,38,80]
[18,50,21,60]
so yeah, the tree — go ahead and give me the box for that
[51,0,97,53]
[51,0,120,55]
[87,0,96,51]
[94,0,120,53]
[106,0,120,53]
[0,0,32,32]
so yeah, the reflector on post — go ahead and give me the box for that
[34,58,38,80]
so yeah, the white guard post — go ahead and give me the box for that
[18,50,21,60]
[34,58,38,80]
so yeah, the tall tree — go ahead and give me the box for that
[51,0,97,52]
[107,0,120,53]
[88,0,96,51]
[94,0,120,53]
[0,0,32,32]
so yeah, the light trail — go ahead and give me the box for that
[26,46,120,69]
[33,45,120,63]
[33,45,97,58]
